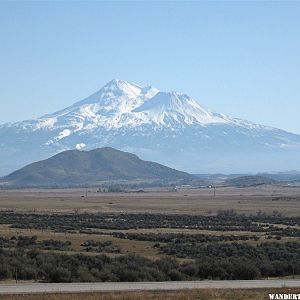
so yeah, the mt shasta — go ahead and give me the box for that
[1,79,299,175]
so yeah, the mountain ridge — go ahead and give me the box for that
[0,79,300,175]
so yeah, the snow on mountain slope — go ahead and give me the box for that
[0,79,300,175]
[133,91,230,126]
[12,79,159,131]
[7,79,262,132]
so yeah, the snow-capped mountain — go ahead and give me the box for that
[1,79,300,175]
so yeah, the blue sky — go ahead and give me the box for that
[0,1,299,134]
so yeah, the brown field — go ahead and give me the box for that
[0,185,298,261]
[0,223,159,258]
[0,185,299,216]
[0,185,299,286]
[2,288,300,300]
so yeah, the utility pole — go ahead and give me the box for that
[15,267,18,284]
[293,264,295,279]
[34,262,38,282]
[85,184,88,198]
[292,256,295,279]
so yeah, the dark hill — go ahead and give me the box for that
[225,175,277,187]
[3,147,194,187]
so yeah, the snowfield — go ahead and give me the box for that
[0,79,300,175]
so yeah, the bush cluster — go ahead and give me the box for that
[0,212,299,234]
[81,240,120,253]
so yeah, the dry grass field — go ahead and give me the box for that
[0,185,298,260]
[2,288,300,300]
[0,185,299,286]
[0,223,159,258]
[0,185,299,216]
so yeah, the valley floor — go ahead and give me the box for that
[0,186,299,284]
[0,185,299,216]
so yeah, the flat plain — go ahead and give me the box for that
[0,184,299,297]
[0,185,299,216]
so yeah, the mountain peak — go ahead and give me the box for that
[21,79,230,131]
[102,79,159,100]
[106,78,126,85]
[64,79,157,115]
[103,78,141,93]
[1,79,300,175]
[133,90,228,126]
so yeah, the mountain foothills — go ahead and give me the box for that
[1,79,300,175]
[3,147,194,187]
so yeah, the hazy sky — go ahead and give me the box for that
[0,1,299,134]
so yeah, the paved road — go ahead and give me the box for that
[0,280,299,294]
